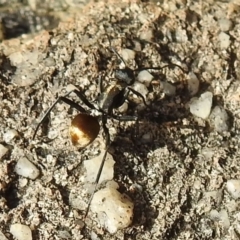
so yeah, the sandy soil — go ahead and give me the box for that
[0,0,240,239]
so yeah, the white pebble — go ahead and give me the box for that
[0,144,9,160]
[209,209,219,220]
[3,129,18,143]
[65,84,78,93]
[90,185,134,233]
[209,209,230,229]
[161,81,176,96]
[137,70,154,87]
[189,91,213,119]
[120,48,136,62]
[15,157,40,180]
[187,72,199,96]
[218,209,230,229]
[218,32,230,49]
[210,106,229,132]
[139,29,153,42]
[218,18,232,32]
[84,152,115,184]
[10,224,32,240]
[226,179,240,199]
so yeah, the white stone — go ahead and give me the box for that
[226,179,240,199]
[189,91,213,119]
[3,129,18,143]
[218,18,232,32]
[137,70,154,87]
[219,32,230,49]
[210,106,229,132]
[10,224,32,240]
[0,144,8,160]
[218,209,230,229]
[209,209,230,229]
[15,157,40,180]
[120,48,136,62]
[84,152,115,184]
[187,72,199,96]
[139,29,153,41]
[90,184,134,233]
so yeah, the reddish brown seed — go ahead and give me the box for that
[69,114,100,149]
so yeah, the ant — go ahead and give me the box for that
[33,44,185,221]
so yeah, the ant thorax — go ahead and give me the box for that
[97,82,126,114]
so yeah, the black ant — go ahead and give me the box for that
[33,45,184,221]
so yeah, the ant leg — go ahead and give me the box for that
[71,89,99,111]
[84,114,110,219]
[98,75,104,93]
[33,95,88,140]
[109,46,127,66]
[136,63,186,74]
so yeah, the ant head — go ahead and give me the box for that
[114,67,135,85]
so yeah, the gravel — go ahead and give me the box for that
[1,0,240,239]
[189,91,213,119]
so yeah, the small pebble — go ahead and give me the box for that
[218,32,230,49]
[209,106,229,132]
[15,157,40,180]
[209,209,230,229]
[0,144,8,160]
[10,224,32,240]
[120,48,136,62]
[218,18,232,32]
[139,29,153,41]
[58,230,71,239]
[137,70,154,87]
[90,184,134,234]
[161,81,176,96]
[187,72,199,96]
[226,179,240,199]
[218,209,230,229]
[3,129,18,143]
[84,152,115,184]
[189,91,213,119]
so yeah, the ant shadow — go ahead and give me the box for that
[109,88,211,235]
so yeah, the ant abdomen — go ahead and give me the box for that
[69,114,100,149]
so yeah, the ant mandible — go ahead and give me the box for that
[33,44,184,219]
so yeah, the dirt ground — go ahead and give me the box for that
[1,0,240,239]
